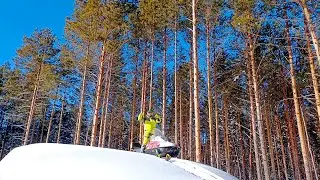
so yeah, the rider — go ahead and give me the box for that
[138,110,161,153]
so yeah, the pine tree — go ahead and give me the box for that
[15,29,59,145]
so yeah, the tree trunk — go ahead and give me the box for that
[98,60,111,147]
[274,143,281,180]
[148,39,154,111]
[282,67,301,180]
[174,19,179,145]
[24,62,42,145]
[246,55,262,180]
[90,45,106,146]
[300,0,320,65]
[301,105,318,179]
[275,115,289,180]
[265,106,276,178]
[139,47,147,144]
[129,73,137,150]
[304,18,320,133]
[289,107,302,180]
[30,120,36,144]
[223,95,230,173]
[189,61,193,161]
[56,99,65,143]
[237,112,246,179]
[0,125,9,160]
[162,29,167,136]
[46,103,55,143]
[98,74,108,147]
[206,14,214,167]
[179,84,184,159]
[192,0,201,163]
[75,44,89,145]
[39,108,46,143]
[285,17,312,180]
[248,35,270,180]
[101,59,113,148]
[249,115,253,180]
[85,122,90,146]
[107,110,113,148]
[214,60,220,168]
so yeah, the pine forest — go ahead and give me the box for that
[0,0,319,179]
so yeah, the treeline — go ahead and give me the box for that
[0,0,319,179]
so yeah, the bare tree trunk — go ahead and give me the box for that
[39,107,46,143]
[56,99,65,144]
[299,0,320,65]
[237,112,246,179]
[85,122,90,146]
[90,45,106,146]
[189,61,193,161]
[0,125,9,160]
[129,73,137,150]
[192,0,201,163]
[46,104,55,143]
[223,95,230,173]
[139,47,147,144]
[285,17,312,180]
[214,60,220,168]
[205,13,214,167]
[162,30,167,136]
[174,19,179,145]
[101,59,113,148]
[179,84,184,159]
[265,106,276,178]
[301,105,318,179]
[282,67,301,180]
[248,35,270,180]
[148,39,154,111]
[108,110,113,148]
[24,62,42,145]
[304,18,320,133]
[98,102,106,147]
[30,120,36,144]
[98,60,111,147]
[275,115,289,180]
[75,44,89,145]
[129,54,139,150]
[275,144,281,180]
[249,115,253,180]
[246,55,262,180]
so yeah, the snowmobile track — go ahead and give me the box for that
[168,158,224,180]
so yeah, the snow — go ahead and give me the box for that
[0,143,238,180]
[169,159,238,180]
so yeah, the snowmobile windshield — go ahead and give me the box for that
[152,128,168,141]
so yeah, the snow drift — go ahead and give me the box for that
[0,143,237,180]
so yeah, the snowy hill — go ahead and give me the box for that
[0,143,237,180]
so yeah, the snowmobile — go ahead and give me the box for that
[131,128,180,160]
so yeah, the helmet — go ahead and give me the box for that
[147,110,154,117]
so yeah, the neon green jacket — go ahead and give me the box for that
[138,112,161,145]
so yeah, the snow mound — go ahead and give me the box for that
[169,158,238,180]
[0,143,237,180]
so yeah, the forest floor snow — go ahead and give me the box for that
[0,143,237,180]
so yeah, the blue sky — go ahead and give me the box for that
[0,0,74,65]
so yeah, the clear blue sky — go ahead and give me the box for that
[0,0,74,65]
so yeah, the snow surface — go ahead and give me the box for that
[0,143,237,180]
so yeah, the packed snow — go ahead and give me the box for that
[0,143,237,180]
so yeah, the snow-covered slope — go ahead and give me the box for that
[0,143,237,180]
